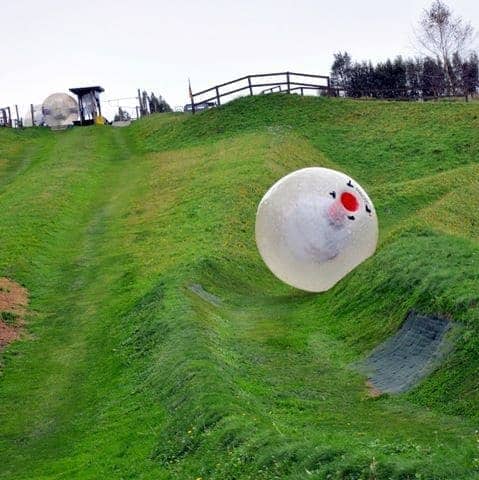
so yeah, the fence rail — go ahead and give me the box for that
[190,71,331,113]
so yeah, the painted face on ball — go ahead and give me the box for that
[255,167,378,292]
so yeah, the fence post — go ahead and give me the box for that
[327,76,331,96]
[30,104,35,126]
[6,107,11,127]
[300,87,304,96]
[15,105,20,128]
[215,87,221,106]
[137,89,141,117]
[286,72,291,93]
[248,76,253,96]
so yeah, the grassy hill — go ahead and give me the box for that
[0,95,478,479]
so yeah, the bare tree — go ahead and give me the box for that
[415,0,475,93]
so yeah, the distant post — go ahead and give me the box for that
[137,89,143,117]
[286,72,291,93]
[248,76,253,96]
[188,78,196,114]
[15,105,20,128]
[30,104,35,126]
[215,87,221,106]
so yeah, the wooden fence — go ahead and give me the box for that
[189,71,331,113]
[0,105,25,128]
[0,107,12,127]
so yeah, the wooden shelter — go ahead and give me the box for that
[69,86,104,125]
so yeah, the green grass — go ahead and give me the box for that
[0,95,478,479]
[0,311,20,325]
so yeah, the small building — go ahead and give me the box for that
[69,86,105,125]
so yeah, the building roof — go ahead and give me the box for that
[69,86,105,96]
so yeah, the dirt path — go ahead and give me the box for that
[0,278,28,348]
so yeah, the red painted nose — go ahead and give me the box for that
[340,192,359,212]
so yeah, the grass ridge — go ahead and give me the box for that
[0,96,478,479]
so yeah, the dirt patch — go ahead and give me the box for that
[0,278,28,349]
[0,322,20,348]
[365,380,382,399]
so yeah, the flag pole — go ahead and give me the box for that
[188,78,195,114]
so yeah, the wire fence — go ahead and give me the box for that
[0,103,43,128]
[1,95,143,128]
[331,85,478,101]
[1,75,476,129]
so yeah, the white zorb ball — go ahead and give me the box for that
[255,167,378,292]
[42,93,78,128]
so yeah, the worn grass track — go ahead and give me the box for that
[0,95,478,479]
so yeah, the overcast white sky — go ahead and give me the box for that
[1,0,478,119]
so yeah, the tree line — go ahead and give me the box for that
[331,52,478,100]
[115,91,172,122]
[330,1,478,100]
[139,91,172,115]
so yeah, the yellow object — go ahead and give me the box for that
[94,115,105,125]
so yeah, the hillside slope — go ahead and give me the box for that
[0,95,478,479]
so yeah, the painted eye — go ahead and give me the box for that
[340,192,359,212]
